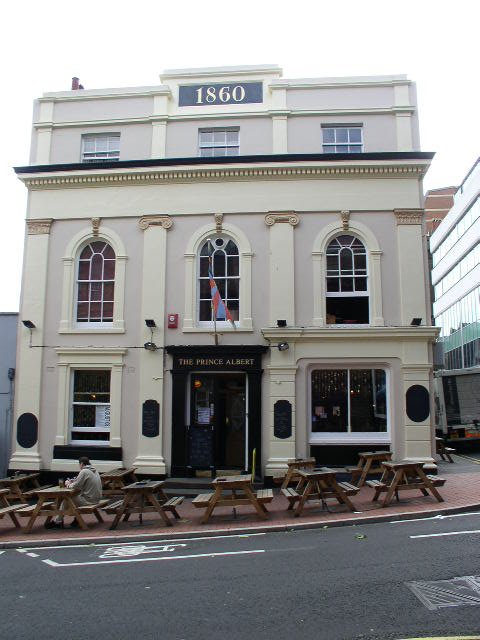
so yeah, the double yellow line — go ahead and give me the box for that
[451,452,480,465]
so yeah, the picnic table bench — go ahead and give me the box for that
[346,450,393,487]
[275,458,316,490]
[282,468,359,516]
[0,473,52,503]
[435,437,456,463]
[366,461,445,507]
[0,488,22,529]
[192,475,273,524]
[100,467,138,495]
[106,481,184,529]
[15,486,109,532]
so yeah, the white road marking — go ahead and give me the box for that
[99,543,187,558]
[42,549,265,567]
[391,512,480,524]
[410,529,480,539]
[26,552,39,557]
[0,551,6,555]
[19,532,266,552]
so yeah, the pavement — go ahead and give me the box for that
[2,452,480,550]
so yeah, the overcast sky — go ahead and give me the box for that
[1,0,478,312]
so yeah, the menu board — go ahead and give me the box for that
[188,426,214,469]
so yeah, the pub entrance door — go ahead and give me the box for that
[190,373,247,471]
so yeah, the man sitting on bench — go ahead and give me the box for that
[45,456,102,529]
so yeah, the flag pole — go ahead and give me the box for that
[208,239,218,346]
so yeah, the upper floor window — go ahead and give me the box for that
[81,134,120,163]
[198,236,239,322]
[326,235,369,324]
[198,128,240,157]
[322,126,363,153]
[76,241,116,323]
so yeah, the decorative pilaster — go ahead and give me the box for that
[265,213,299,327]
[35,100,54,164]
[10,219,53,469]
[394,209,428,325]
[133,214,173,473]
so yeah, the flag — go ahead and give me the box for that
[209,259,236,328]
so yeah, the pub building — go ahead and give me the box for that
[10,65,438,481]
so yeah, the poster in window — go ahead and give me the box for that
[95,405,111,429]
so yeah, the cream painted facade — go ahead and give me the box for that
[11,65,437,478]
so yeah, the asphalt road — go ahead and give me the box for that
[2,513,480,640]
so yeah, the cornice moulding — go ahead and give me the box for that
[261,326,440,340]
[18,159,431,190]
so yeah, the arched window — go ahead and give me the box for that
[76,241,116,323]
[198,236,239,322]
[326,235,369,324]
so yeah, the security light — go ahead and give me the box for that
[276,320,287,327]
[22,320,36,329]
[145,319,156,328]
[410,318,422,326]
[278,342,290,351]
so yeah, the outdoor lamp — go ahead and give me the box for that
[278,342,290,351]
[22,320,36,329]
[144,342,158,352]
[145,319,156,328]
[410,318,422,326]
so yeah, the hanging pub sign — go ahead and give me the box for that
[179,82,263,107]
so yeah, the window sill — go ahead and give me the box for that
[310,433,390,445]
[182,323,253,333]
[58,325,125,334]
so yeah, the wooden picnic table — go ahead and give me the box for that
[108,481,173,530]
[0,472,44,503]
[0,488,22,529]
[367,460,445,507]
[280,457,316,489]
[283,468,359,517]
[18,486,108,533]
[100,467,138,495]
[435,437,455,463]
[346,450,393,487]
[192,474,273,524]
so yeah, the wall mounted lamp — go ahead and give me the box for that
[410,318,422,326]
[144,341,159,352]
[145,319,156,328]
[277,342,290,351]
[22,320,36,347]
[276,320,287,328]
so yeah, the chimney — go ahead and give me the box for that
[71,77,84,90]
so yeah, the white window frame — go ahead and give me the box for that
[197,235,240,327]
[59,228,127,334]
[70,369,111,446]
[198,128,240,157]
[81,134,120,163]
[183,223,253,332]
[75,241,116,325]
[309,365,391,445]
[322,126,363,153]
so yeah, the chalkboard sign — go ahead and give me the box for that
[17,412,38,448]
[274,400,292,439]
[142,400,160,438]
[188,426,214,469]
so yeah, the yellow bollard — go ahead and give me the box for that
[251,448,257,482]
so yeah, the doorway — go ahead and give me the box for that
[190,373,247,470]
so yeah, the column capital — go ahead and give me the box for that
[139,215,173,230]
[394,209,424,225]
[265,212,299,227]
[27,218,53,235]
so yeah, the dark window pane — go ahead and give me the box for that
[102,244,115,259]
[199,300,211,321]
[225,240,238,256]
[356,277,368,291]
[326,255,338,274]
[103,259,115,279]
[337,235,353,246]
[102,302,113,320]
[340,248,353,272]
[200,242,211,256]
[199,279,211,298]
[78,283,89,301]
[90,241,105,253]
[200,257,210,277]
[228,300,239,321]
[73,405,96,428]
[227,279,239,298]
[103,282,114,301]
[79,245,92,259]
[90,282,102,301]
[311,370,348,432]
[74,370,110,393]
[341,278,354,292]
[90,303,102,319]
[327,278,339,292]
[78,260,90,280]
[355,254,367,271]
[77,302,89,319]
[228,256,239,276]
[213,252,226,277]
